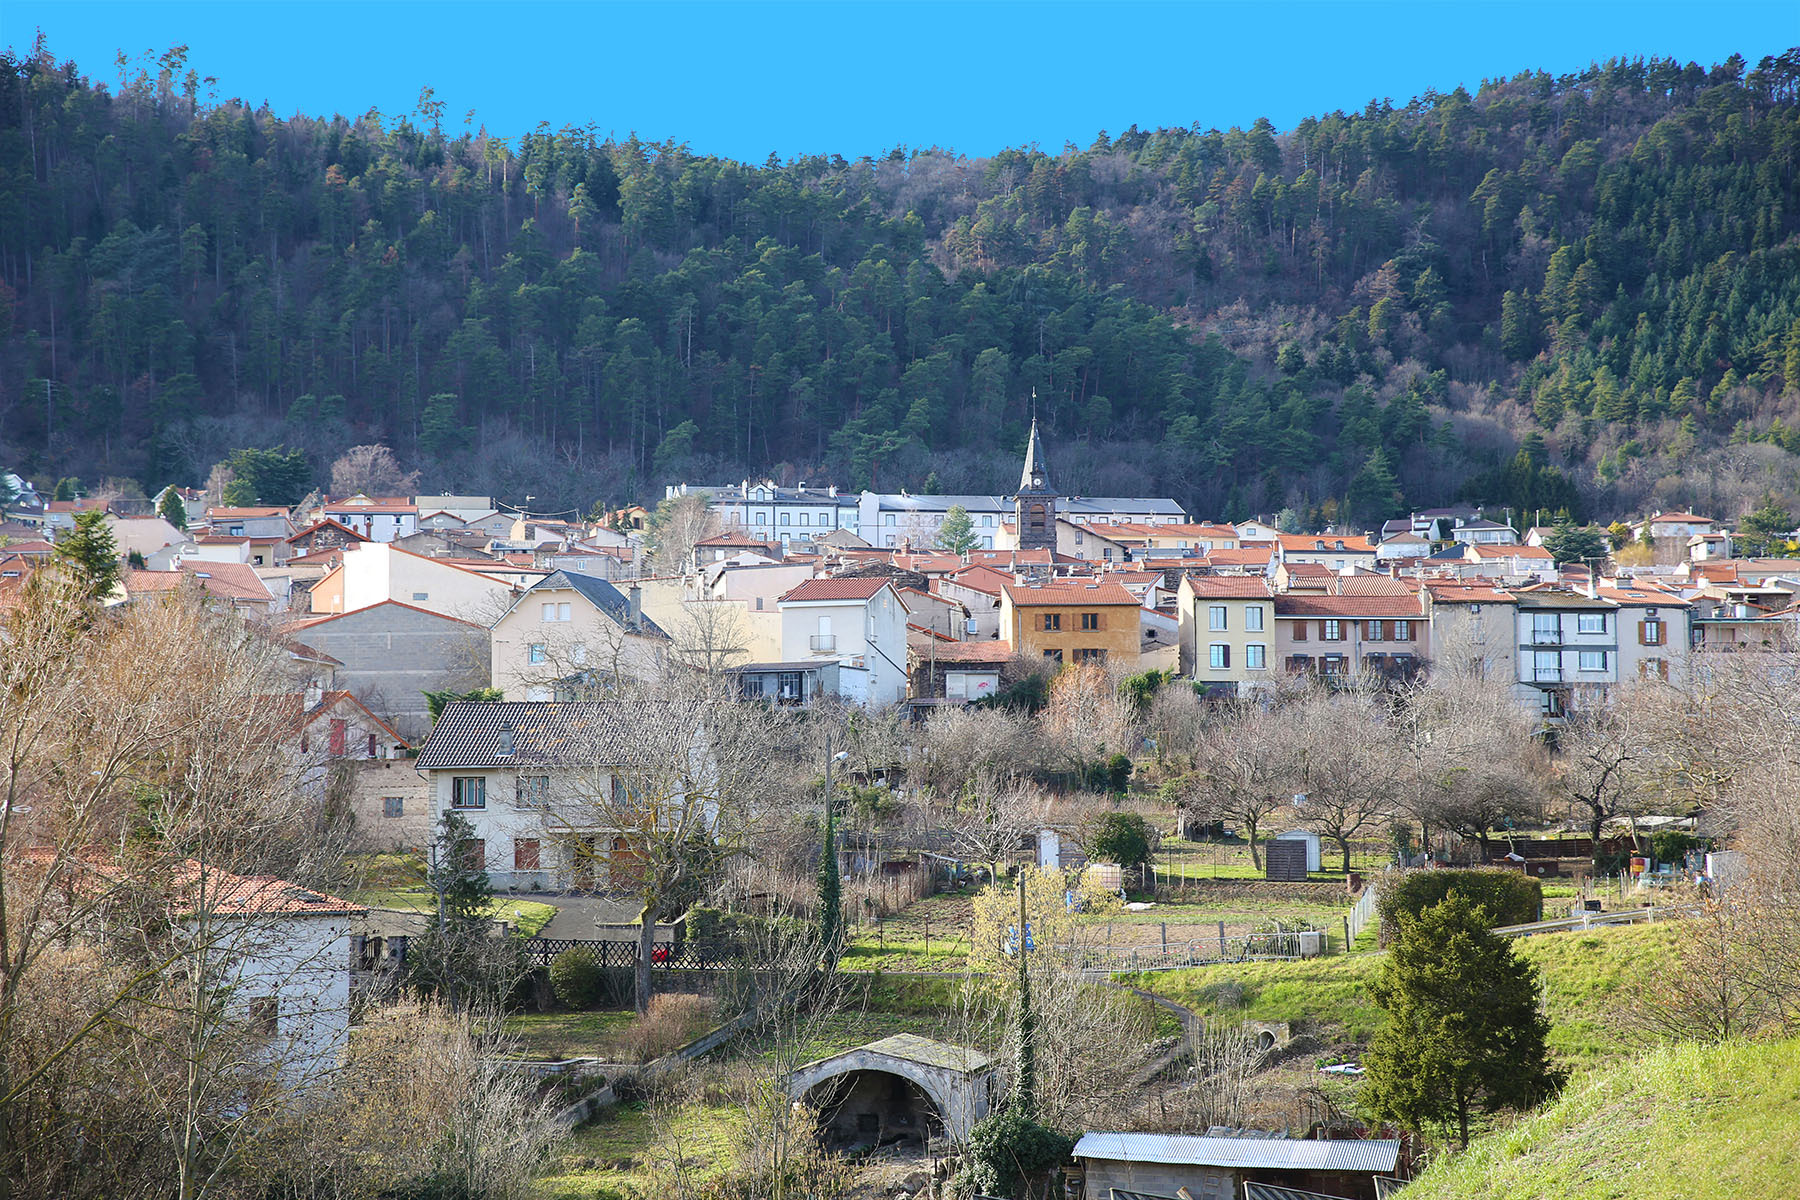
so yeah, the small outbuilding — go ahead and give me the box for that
[1073,1130,1401,1200]
[788,1034,998,1149]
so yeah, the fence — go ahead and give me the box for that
[1066,929,1314,973]
[1345,883,1379,947]
[521,937,751,971]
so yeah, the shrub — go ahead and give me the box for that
[548,948,606,1009]
[959,1108,1074,1198]
[1376,869,1541,945]
[617,993,716,1063]
[1088,811,1155,871]
[1650,830,1699,866]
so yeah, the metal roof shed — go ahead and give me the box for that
[1073,1132,1401,1200]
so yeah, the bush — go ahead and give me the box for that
[1088,811,1155,871]
[959,1108,1074,1198]
[1376,869,1541,945]
[617,993,716,1063]
[1650,830,1699,866]
[548,948,606,1009]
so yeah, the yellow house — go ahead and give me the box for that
[1000,580,1141,669]
[1176,575,1275,694]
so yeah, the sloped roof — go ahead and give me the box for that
[1073,1132,1399,1174]
[1001,581,1139,606]
[416,700,673,768]
[1181,576,1273,599]
[1019,418,1052,492]
[126,563,273,605]
[1275,594,1423,618]
[780,577,894,603]
[529,571,669,639]
[909,640,1015,664]
[1279,534,1376,553]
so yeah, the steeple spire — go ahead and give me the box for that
[1020,417,1051,493]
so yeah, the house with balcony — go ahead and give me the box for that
[1512,588,1620,720]
[776,576,911,706]
[1176,576,1275,694]
[1273,587,1427,683]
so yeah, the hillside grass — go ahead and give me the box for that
[1403,1037,1800,1199]
[1123,921,1677,1066]
[351,887,558,937]
[539,1100,742,1200]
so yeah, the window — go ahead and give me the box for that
[982,515,994,527]
[452,777,486,809]
[1246,644,1267,670]
[412,592,429,601]
[1365,620,1384,641]
[1209,605,1228,631]
[1075,648,1107,664]
[1042,613,1061,632]
[1641,658,1669,680]
[1533,651,1561,682]
[1081,612,1101,631]
[1641,618,1664,646]
[329,719,347,756]
[529,643,546,664]
[1245,606,1264,632]
[1532,613,1560,644]
[1394,620,1413,641]
[572,643,587,665]
[248,996,279,1036]
[885,514,896,526]
[1209,643,1231,669]
[1043,649,1064,664]
[382,796,404,819]
[1578,612,1606,634]
[1578,650,1608,672]
[1323,620,1342,641]
[514,839,540,871]
[367,732,378,757]
[517,776,549,808]
[541,601,572,622]
[780,513,790,525]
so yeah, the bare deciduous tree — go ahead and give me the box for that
[328,443,420,498]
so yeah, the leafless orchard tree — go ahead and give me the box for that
[1187,696,1304,869]
[1278,683,1399,872]
[646,491,719,575]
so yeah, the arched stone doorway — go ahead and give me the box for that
[804,1069,944,1151]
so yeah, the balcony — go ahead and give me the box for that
[1531,629,1563,646]
[808,635,837,653]
[1533,666,1564,683]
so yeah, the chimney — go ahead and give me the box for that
[1584,570,1598,600]
[829,484,837,499]
[628,583,643,630]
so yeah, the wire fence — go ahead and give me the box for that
[1064,929,1316,973]
[1346,883,1380,946]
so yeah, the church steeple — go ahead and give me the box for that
[1014,417,1057,551]
[1019,417,1051,493]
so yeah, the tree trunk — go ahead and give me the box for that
[1338,836,1353,874]
[635,908,656,1015]
[1458,1093,1470,1148]
[1246,817,1262,869]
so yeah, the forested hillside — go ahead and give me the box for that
[2,39,1798,520]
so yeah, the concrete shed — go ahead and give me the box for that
[1073,1131,1401,1200]
[788,1034,998,1148]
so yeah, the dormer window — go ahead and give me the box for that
[497,723,515,757]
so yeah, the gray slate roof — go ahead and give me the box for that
[416,701,655,769]
[1072,1132,1400,1174]
[534,571,670,640]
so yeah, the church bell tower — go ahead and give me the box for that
[1013,417,1057,551]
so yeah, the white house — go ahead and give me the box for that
[321,495,420,543]
[1512,587,1623,721]
[413,700,708,893]
[310,543,519,621]
[179,867,365,1086]
[777,576,911,705]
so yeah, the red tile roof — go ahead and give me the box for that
[908,640,1016,663]
[1002,581,1140,606]
[1278,534,1376,553]
[126,563,273,605]
[1181,576,1273,599]
[1275,593,1424,618]
[779,577,894,603]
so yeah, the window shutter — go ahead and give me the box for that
[1294,621,1307,642]
[1222,644,1231,668]
[1638,620,1647,646]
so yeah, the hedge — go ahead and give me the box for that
[1376,869,1542,945]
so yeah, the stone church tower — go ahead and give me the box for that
[1013,418,1057,551]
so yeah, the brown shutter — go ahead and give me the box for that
[1294,620,1307,642]
[1222,644,1231,668]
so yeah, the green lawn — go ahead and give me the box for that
[501,1009,636,1060]
[351,888,558,937]
[1154,838,1391,883]
[840,931,973,973]
[1403,1037,1800,1199]
[538,1100,743,1200]
[1123,921,1678,1066]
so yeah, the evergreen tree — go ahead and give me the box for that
[817,786,843,966]
[409,810,513,1012]
[1541,517,1608,565]
[51,477,81,502]
[1364,892,1563,1147]
[51,509,122,601]
[1737,493,1796,557]
[156,488,188,529]
[935,504,980,554]
[1346,448,1402,526]
[222,447,311,506]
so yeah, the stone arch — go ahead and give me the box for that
[787,1051,988,1142]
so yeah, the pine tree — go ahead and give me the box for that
[156,488,188,529]
[51,509,122,601]
[409,809,507,1012]
[1364,892,1563,1147]
[936,504,980,554]
[817,788,842,966]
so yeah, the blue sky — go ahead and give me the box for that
[7,1,1794,161]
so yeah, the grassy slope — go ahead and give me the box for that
[351,888,558,937]
[1123,922,1677,1065]
[1404,1038,1800,1200]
